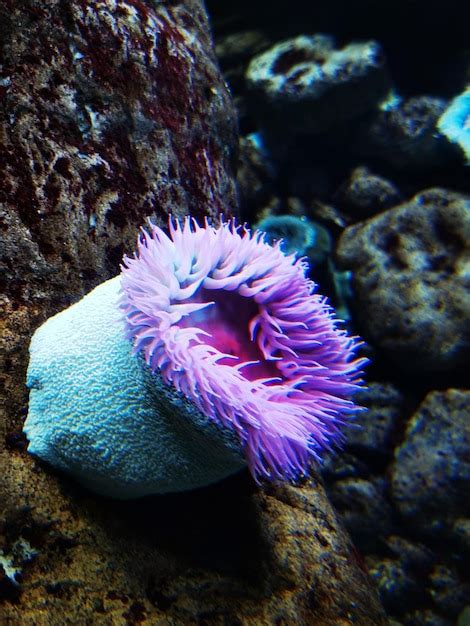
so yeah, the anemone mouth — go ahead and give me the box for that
[177,286,281,382]
[120,217,367,483]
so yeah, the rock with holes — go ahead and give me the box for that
[336,188,470,374]
[245,34,390,144]
[0,0,238,316]
[391,389,470,530]
[327,477,394,553]
[334,166,402,219]
[322,385,393,484]
[354,96,455,170]
[366,556,422,614]
[340,382,405,460]
[428,564,470,619]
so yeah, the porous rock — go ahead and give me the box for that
[327,478,394,552]
[385,535,435,573]
[334,166,402,220]
[428,565,470,618]
[336,188,470,374]
[451,518,470,559]
[0,0,239,427]
[341,382,405,461]
[366,556,422,614]
[404,610,454,626]
[355,96,453,170]
[236,133,274,216]
[0,0,238,316]
[391,389,470,529]
[0,473,388,625]
[321,451,370,483]
[245,34,390,141]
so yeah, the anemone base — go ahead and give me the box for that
[24,277,245,499]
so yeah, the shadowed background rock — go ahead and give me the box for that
[0,0,387,624]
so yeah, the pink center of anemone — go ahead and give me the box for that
[178,287,279,381]
[120,217,367,483]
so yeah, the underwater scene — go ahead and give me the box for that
[0,0,468,624]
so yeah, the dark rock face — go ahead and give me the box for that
[336,188,470,374]
[328,478,394,553]
[391,389,470,530]
[341,383,405,461]
[354,96,453,170]
[0,0,238,306]
[334,166,402,219]
[366,556,423,613]
[322,386,470,624]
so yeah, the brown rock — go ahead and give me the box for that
[252,478,388,625]
[0,472,387,625]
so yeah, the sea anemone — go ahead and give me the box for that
[254,214,318,257]
[120,216,367,483]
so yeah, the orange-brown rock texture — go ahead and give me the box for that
[0,1,387,624]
